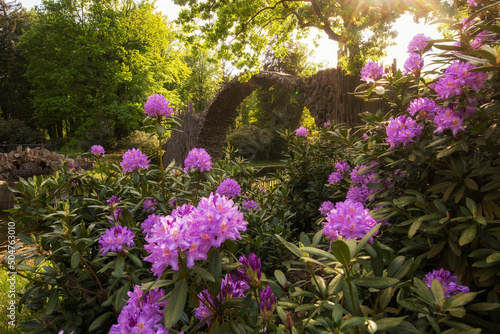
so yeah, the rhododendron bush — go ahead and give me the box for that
[4,3,500,334]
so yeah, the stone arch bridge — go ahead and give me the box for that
[164,68,385,164]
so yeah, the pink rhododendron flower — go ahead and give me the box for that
[144,94,174,118]
[423,268,470,298]
[295,126,308,137]
[360,62,385,83]
[120,148,150,173]
[407,34,432,54]
[184,147,212,172]
[322,199,378,242]
[90,145,105,156]
[385,115,423,149]
[216,178,241,198]
[98,225,135,256]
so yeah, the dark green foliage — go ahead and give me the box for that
[0,117,44,145]
[226,125,274,160]
[0,0,34,124]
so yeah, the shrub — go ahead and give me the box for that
[6,4,500,333]
[226,125,274,160]
[0,117,44,147]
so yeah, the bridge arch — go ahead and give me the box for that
[164,68,384,163]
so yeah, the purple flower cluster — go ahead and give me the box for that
[195,273,250,326]
[184,147,212,173]
[423,268,470,298]
[260,286,277,322]
[433,107,466,136]
[407,97,438,119]
[98,225,135,256]
[120,148,150,173]
[295,126,308,137]
[241,199,259,211]
[110,208,123,225]
[322,199,378,242]
[142,213,162,236]
[144,94,174,119]
[216,178,241,199]
[142,199,157,213]
[335,160,350,173]
[350,162,378,185]
[109,285,169,334]
[404,53,424,76]
[431,61,488,99]
[107,195,121,207]
[144,194,247,276]
[90,145,105,156]
[240,253,261,287]
[328,172,343,185]
[385,115,424,149]
[319,201,334,216]
[407,34,432,54]
[327,160,350,185]
[346,185,377,204]
[360,62,385,83]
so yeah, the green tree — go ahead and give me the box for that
[174,0,451,74]
[0,0,34,124]
[19,0,189,143]
[180,45,224,113]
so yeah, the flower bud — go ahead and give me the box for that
[373,86,385,95]
[259,286,276,322]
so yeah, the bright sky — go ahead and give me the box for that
[19,0,443,69]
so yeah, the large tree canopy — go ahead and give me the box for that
[19,0,189,142]
[174,0,451,73]
[0,0,34,123]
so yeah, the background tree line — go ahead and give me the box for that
[0,0,463,157]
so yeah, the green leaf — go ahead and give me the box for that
[126,252,143,268]
[467,302,500,312]
[71,251,80,269]
[486,253,500,263]
[157,124,165,135]
[352,277,399,289]
[412,278,435,305]
[46,289,58,315]
[20,321,44,329]
[480,178,500,192]
[274,270,287,287]
[464,178,478,191]
[89,312,114,332]
[112,256,125,278]
[466,198,477,216]
[445,292,478,309]
[330,240,351,267]
[387,256,405,277]
[299,246,337,262]
[458,224,477,246]
[431,279,444,307]
[375,316,407,330]
[275,234,303,258]
[355,223,381,256]
[408,220,422,239]
[332,304,343,325]
[398,299,429,314]
[192,265,216,283]
[340,316,364,330]
[164,280,188,329]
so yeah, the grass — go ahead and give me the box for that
[0,266,35,334]
[0,211,39,334]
